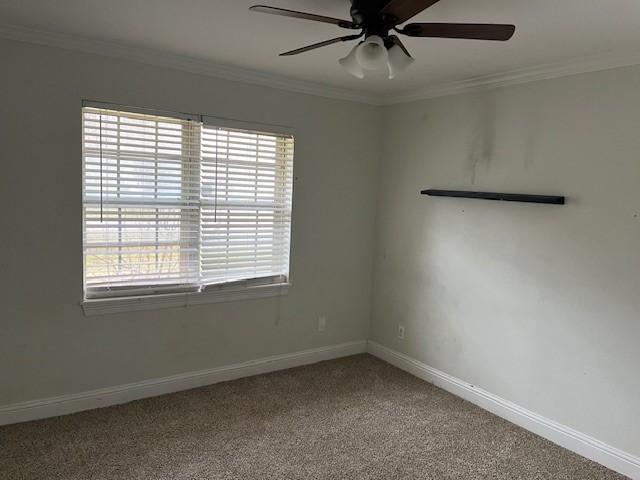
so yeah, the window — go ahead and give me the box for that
[82,104,293,309]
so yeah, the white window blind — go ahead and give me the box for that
[200,124,293,286]
[82,105,294,300]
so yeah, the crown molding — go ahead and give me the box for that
[3,24,640,106]
[0,24,380,105]
[382,49,640,105]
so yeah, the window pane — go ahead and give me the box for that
[200,126,293,285]
[82,107,200,297]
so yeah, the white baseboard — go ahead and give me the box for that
[3,339,637,478]
[0,340,367,427]
[367,341,640,479]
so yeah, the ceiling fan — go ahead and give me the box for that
[250,0,515,79]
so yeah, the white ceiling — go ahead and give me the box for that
[2,0,640,100]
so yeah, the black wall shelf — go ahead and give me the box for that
[421,189,565,205]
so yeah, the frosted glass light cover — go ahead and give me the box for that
[355,35,388,70]
[339,45,365,79]
[387,44,415,79]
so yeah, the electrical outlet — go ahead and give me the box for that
[318,316,326,332]
[398,325,405,340]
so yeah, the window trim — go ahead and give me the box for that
[80,100,295,315]
[82,100,295,136]
[81,282,290,316]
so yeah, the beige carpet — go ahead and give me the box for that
[0,354,626,479]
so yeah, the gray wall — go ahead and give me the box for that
[371,67,640,456]
[2,35,639,460]
[0,39,381,405]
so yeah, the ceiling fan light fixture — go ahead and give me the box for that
[251,1,516,81]
[339,44,365,79]
[355,35,388,70]
[387,43,415,79]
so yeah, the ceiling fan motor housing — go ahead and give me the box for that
[350,0,395,38]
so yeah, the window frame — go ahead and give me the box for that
[80,101,294,316]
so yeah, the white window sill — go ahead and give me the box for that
[81,283,290,316]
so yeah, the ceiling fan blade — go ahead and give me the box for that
[380,0,441,25]
[401,23,516,41]
[388,35,412,57]
[279,34,363,56]
[249,5,357,29]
